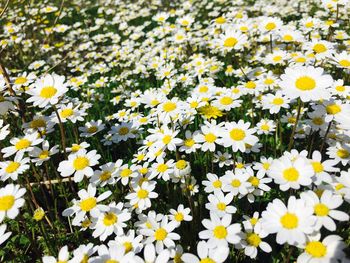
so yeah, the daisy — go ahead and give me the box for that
[126,181,158,212]
[26,73,68,108]
[91,202,131,241]
[0,152,30,181]
[241,223,272,259]
[179,131,201,154]
[279,66,333,102]
[213,151,233,167]
[300,190,349,231]
[297,235,347,263]
[149,126,183,152]
[90,161,119,186]
[326,142,350,165]
[202,173,224,193]
[194,120,222,152]
[217,27,248,52]
[91,244,134,263]
[116,163,138,186]
[0,184,26,222]
[79,120,105,138]
[218,120,258,152]
[150,158,174,181]
[261,196,316,245]
[181,241,229,263]
[168,204,192,226]
[29,140,59,166]
[199,212,241,248]
[110,230,144,254]
[1,132,43,157]
[267,155,314,191]
[110,122,137,143]
[222,170,253,197]
[58,149,101,182]
[140,216,180,253]
[256,119,276,135]
[205,191,237,217]
[62,184,111,225]
[309,150,339,185]
[332,51,350,69]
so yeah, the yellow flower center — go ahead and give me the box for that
[5,161,20,173]
[105,260,119,263]
[313,44,327,53]
[87,126,98,134]
[249,176,260,187]
[264,78,274,85]
[120,168,132,177]
[0,195,15,211]
[39,150,49,159]
[157,164,168,173]
[60,108,74,118]
[263,162,270,170]
[123,242,133,253]
[223,37,238,47]
[305,241,327,258]
[213,225,227,239]
[118,126,129,135]
[283,167,299,182]
[283,35,293,41]
[335,85,345,92]
[103,212,118,226]
[73,157,89,170]
[40,86,57,99]
[163,102,176,112]
[229,128,246,141]
[30,119,46,129]
[216,16,226,24]
[312,117,324,125]
[184,138,195,147]
[273,56,282,62]
[199,258,215,263]
[217,202,226,211]
[162,135,172,144]
[175,212,184,221]
[311,161,324,173]
[15,77,27,85]
[326,104,341,115]
[155,228,168,241]
[314,203,329,216]
[339,59,350,68]
[100,171,111,181]
[220,96,233,105]
[79,197,97,212]
[245,81,256,89]
[295,76,316,91]
[337,149,349,158]
[213,180,222,188]
[250,218,258,225]
[231,179,241,187]
[137,189,149,199]
[280,213,298,229]
[176,160,187,170]
[203,132,216,143]
[15,139,31,150]
[265,22,276,30]
[246,233,261,247]
[261,124,269,131]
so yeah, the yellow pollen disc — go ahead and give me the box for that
[73,157,89,170]
[314,203,329,216]
[250,218,258,225]
[204,133,217,143]
[295,76,316,91]
[261,124,269,131]
[229,128,246,141]
[312,117,324,125]
[162,135,172,144]
[120,168,132,177]
[5,162,20,173]
[87,126,98,133]
[154,228,168,241]
[15,139,31,150]
[339,59,350,68]
[265,22,276,30]
[245,81,256,89]
[217,202,226,211]
[311,162,324,173]
[337,149,349,158]
[335,86,345,92]
[283,167,299,182]
[157,164,168,173]
[263,162,270,170]
[163,102,176,112]
[220,96,233,105]
[215,16,226,24]
[137,189,149,199]
[223,37,238,47]
[105,260,119,263]
[30,119,46,129]
[118,127,129,135]
[0,195,15,211]
[199,258,215,263]
[176,160,187,170]
[283,35,293,41]
[231,179,241,187]
[213,180,222,188]
[249,176,260,187]
[246,233,261,247]
[264,78,274,85]
[40,86,57,99]
[14,77,27,85]
[175,212,184,221]
[213,225,227,239]
[280,213,298,229]
[39,150,49,159]
[305,241,327,258]
[123,242,133,253]
[313,44,327,53]
[100,171,111,181]
[103,212,118,226]
[79,197,96,212]
[60,108,74,118]
[273,56,282,62]
[184,138,195,147]
[326,104,341,115]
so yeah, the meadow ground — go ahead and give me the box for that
[0,0,350,262]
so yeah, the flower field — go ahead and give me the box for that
[0,0,350,262]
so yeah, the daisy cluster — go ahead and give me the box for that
[0,0,350,262]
